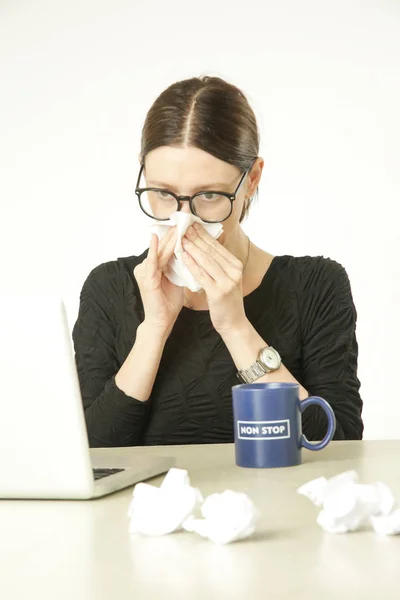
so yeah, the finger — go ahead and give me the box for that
[184,230,231,274]
[158,227,177,269]
[185,225,244,283]
[182,238,226,282]
[147,233,159,279]
[157,226,175,253]
[190,223,241,268]
[182,251,215,291]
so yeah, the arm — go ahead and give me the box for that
[115,322,170,401]
[220,325,309,399]
[222,259,363,440]
[298,258,363,440]
[180,225,363,440]
[221,259,363,440]
[72,264,154,447]
[73,230,181,447]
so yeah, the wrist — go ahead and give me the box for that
[218,317,253,343]
[220,319,270,372]
[138,320,173,344]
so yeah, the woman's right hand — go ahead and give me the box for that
[134,228,183,336]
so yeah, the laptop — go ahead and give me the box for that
[0,294,174,499]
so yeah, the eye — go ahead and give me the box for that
[198,193,219,202]
[156,191,174,200]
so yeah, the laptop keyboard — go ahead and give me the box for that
[93,468,125,480]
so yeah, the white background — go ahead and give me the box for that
[0,0,399,439]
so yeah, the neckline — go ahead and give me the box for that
[181,255,281,315]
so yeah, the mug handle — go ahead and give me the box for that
[300,396,336,451]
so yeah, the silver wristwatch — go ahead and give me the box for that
[237,346,282,384]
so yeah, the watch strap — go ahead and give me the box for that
[237,360,267,384]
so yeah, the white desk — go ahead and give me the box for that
[1,441,400,599]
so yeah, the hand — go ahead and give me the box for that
[181,223,249,335]
[134,228,183,335]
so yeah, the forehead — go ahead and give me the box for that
[144,146,240,191]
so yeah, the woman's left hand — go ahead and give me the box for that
[182,222,249,335]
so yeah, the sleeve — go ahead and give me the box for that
[72,262,151,447]
[299,257,363,440]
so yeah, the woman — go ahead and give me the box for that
[72,75,363,447]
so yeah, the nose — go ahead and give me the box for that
[179,197,192,215]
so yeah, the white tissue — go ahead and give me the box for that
[297,476,328,507]
[371,509,400,535]
[182,490,258,545]
[298,471,397,534]
[128,468,258,544]
[160,466,191,490]
[128,468,203,536]
[151,211,223,292]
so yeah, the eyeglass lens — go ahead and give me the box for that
[139,190,232,222]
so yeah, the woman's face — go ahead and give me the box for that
[142,146,263,241]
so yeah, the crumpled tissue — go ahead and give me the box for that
[128,468,258,544]
[128,468,203,536]
[151,211,223,292]
[297,470,400,535]
[182,490,258,545]
[370,509,400,535]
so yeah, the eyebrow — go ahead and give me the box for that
[146,180,235,191]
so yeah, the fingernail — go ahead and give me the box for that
[193,222,200,229]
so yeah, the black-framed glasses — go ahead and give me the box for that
[134,161,255,224]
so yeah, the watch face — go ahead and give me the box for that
[260,347,281,370]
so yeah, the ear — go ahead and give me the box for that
[247,158,264,197]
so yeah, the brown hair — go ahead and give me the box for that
[140,76,260,222]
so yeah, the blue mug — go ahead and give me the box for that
[232,382,336,468]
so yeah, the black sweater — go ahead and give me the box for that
[72,252,363,447]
